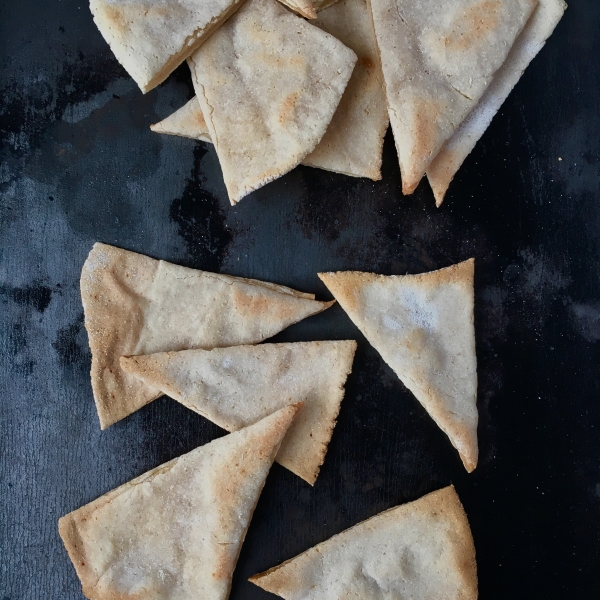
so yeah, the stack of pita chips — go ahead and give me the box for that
[81,243,357,484]
[369,0,566,202]
[251,485,477,599]
[59,405,302,600]
[319,259,479,472]
[90,0,565,204]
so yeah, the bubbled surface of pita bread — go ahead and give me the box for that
[59,404,301,600]
[369,0,537,194]
[81,243,334,429]
[151,97,212,142]
[302,0,389,180]
[426,0,567,206]
[90,0,247,93]
[250,485,477,600]
[318,260,478,472]
[121,340,357,484]
[188,0,357,204]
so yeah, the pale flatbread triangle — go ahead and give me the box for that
[81,243,334,429]
[318,260,478,471]
[279,0,318,18]
[250,485,477,600]
[426,0,567,206]
[302,0,389,180]
[150,97,212,142]
[120,340,357,484]
[369,0,538,194]
[188,0,357,205]
[89,0,247,94]
[59,404,301,600]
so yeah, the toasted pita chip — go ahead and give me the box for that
[250,485,477,600]
[369,0,537,194]
[121,340,357,484]
[318,260,477,471]
[302,0,389,180]
[151,97,212,142]
[81,243,334,429]
[188,0,357,205]
[278,0,317,18]
[427,0,567,206]
[59,404,301,600]
[89,0,248,94]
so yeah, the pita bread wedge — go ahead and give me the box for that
[302,0,389,180]
[369,0,538,194]
[89,0,248,94]
[81,243,334,429]
[188,0,357,205]
[59,404,301,600]
[318,260,477,471]
[427,0,567,206]
[250,485,477,600]
[278,0,317,18]
[121,340,357,484]
[151,97,212,142]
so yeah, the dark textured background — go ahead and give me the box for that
[1,0,599,598]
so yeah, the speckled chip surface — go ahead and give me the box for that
[188,0,357,204]
[250,485,477,600]
[90,0,248,93]
[59,405,301,600]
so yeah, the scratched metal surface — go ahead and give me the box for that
[1,0,599,598]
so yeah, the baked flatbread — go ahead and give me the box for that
[302,0,389,180]
[89,0,247,94]
[59,404,301,600]
[278,0,317,18]
[81,243,334,429]
[427,0,567,206]
[250,485,477,600]
[369,0,538,194]
[188,0,357,204]
[121,340,357,484]
[318,260,478,471]
[151,97,212,142]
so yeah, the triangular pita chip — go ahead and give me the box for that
[427,0,567,206]
[188,0,357,204]
[59,404,301,600]
[302,0,389,180]
[89,0,247,94]
[318,260,478,471]
[278,0,317,18]
[369,0,538,194]
[250,485,477,599]
[120,340,357,484]
[81,243,334,429]
[151,97,212,142]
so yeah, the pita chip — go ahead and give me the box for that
[89,0,248,94]
[318,260,478,472]
[121,340,357,484]
[250,485,477,600]
[59,404,301,600]
[302,0,389,180]
[151,97,212,142]
[369,0,538,194]
[81,243,334,429]
[188,0,357,204]
[278,0,317,18]
[427,0,567,206]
